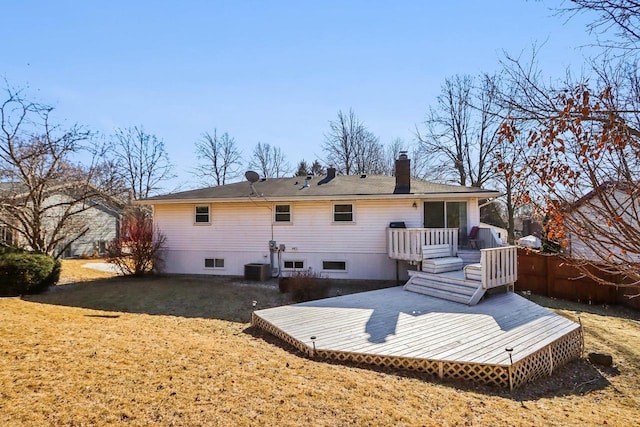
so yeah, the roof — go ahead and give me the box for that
[569,181,639,211]
[0,181,126,212]
[139,174,501,204]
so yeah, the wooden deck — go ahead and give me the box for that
[252,287,583,389]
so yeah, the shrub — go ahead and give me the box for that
[107,206,167,276]
[0,249,60,296]
[278,277,292,293]
[287,270,331,303]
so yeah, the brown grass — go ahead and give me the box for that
[59,259,118,284]
[0,261,638,426]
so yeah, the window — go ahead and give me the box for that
[0,225,13,245]
[274,204,291,222]
[195,205,210,224]
[283,260,305,270]
[333,203,353,222]
[322,260,347,271]
[204,258,224,269]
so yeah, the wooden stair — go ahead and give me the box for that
[404,270,486,305]
[457,249,481,265]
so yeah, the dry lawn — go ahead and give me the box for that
[58,259,118,284]
[0,260,639,426]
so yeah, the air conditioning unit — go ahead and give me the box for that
[244,263,271,281]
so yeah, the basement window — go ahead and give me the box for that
[283,260,305,270]
[195,205,210,224]
[204,258,224,269]
[322,260,347,271]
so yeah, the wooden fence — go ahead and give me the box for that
[516,248,640,310]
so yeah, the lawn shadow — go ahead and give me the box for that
[244,325,612,400]
[23,275,291,323]
[525,293,640,321]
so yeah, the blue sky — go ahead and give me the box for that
[1,1,596,191]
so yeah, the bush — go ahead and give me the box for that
[287,270,331,303]
[0,248,60,296]
[107,206,166,276]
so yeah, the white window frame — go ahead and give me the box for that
[204,258,225,269]
[332,202,354,223]
[274,204,292,224]
[322,260,348,272]
[283,259,305,271]
[194,205,211,225]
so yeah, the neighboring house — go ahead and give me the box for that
[564,181,640,264]
[139,154,501,280]
[0,182,123,258]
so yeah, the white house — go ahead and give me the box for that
[140,155,501,280]
[565,181,640,264]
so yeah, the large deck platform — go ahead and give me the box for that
[252,287,582,389]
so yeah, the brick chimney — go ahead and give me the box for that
[394,152,411,194]
[326,166,336,179]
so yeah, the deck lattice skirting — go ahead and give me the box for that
[251,288,584,389]
[252,312,583,389]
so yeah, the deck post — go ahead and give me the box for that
[508,366,513,391]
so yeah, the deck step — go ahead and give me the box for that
[408,276,477,296]
[404,270,485,305]
[404,283,472,304]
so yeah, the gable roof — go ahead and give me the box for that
[0,181,126,214]
[569,181,639,211]
[139,174,501,204]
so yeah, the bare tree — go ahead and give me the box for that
[193,129,242,186]
[417,74,504,187]
[249,142,290,178]
[112,126,175,200]
[323,109,382,175]
[0,84,116,257]
[493,2,640,292]
[560,0,640,52]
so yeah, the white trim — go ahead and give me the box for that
[204,257,225,269]
[282,259,306,271]
[273,203,292,224]
[194,204,211,225]
[138,191,502,205]
[321,259,348,272]
[332,202,355,224]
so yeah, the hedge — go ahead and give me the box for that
[0,247,61,296]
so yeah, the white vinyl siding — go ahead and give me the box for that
[153,197,482,280]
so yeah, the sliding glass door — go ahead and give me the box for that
[423,201,468,244]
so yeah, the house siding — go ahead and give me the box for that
[5,193,120,258]
[567,189,640,263]
[45,194,120,258]
[155,198,481,280]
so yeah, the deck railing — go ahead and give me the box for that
[477,227,504,249]
[387,228,458,262]
[480,246,518,289]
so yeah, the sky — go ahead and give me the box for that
[1,1,598,192]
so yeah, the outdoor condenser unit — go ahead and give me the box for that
[244,263,271,281]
